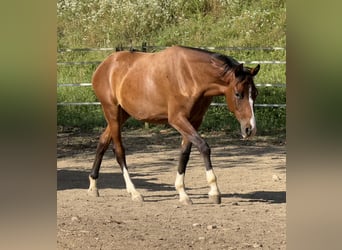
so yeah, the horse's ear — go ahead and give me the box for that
[234,63,244,77]
[250,64,260,76]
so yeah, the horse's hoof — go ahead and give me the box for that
[209,195,221,204]
[132,193,144,202]
[179,198,193,205]
[87,188,99,197]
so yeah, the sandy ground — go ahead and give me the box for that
[57,129,286,249]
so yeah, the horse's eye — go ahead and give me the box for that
[235,92,243,99]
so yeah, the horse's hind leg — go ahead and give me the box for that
[88,125,112,197]
[106,107,143,202]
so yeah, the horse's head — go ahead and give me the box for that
[225,63,260,139]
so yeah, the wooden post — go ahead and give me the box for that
[142,42,147,52]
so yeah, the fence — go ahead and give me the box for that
[57,44,286,108]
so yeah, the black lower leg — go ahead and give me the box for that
[192,136,213,171]
[200,142,212,171]
[90,157,102,179]
[112,139,128,171]
[90,141,110,179]
[178,142,192,175]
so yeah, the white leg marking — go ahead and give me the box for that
[123,167,135,193]
[206,169,220,197]
[248,86,256,132]
[88,176,99,197]
[175,173,192,204]
[123,167,143,201]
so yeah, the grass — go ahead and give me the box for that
[57,0,285,48]
[57,0,286,135]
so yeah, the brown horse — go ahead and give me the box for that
[88,46,260,205]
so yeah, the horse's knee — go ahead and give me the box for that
[198,141,211,156]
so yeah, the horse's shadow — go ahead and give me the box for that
[57,169,174,192]
[57,169,285,204]
[220,191,286,204]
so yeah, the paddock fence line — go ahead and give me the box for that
[57,83,285,87]
[57,102,286,108]
[57,82,286,108]
[58,45,285,53]
[57,44,286,108]
[57,60,285,66]
[57,43,286,65]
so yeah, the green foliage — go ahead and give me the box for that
[57,105,106,129]
[199,97,286,135]
[57,0,286,135]
[57,0,285,48]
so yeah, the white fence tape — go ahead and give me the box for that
[58,46,285,53]
[57,60,285,66]
[57,102,285,108]
[57,83,285,87]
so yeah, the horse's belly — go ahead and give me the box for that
[124,102,169,123]
[118,88,169,123]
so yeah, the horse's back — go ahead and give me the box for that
[92,46,181,90]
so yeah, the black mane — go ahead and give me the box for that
[178,45,240,75]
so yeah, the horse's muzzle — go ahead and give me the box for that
[241,123,256,139]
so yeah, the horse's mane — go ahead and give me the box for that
[178,46,258,97]
[178,46,239,75]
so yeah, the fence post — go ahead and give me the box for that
[116,44,123,51]
[142,42,147,52]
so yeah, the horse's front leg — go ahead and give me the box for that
[170,116,221,204]
[196,137,221,204]
[175,138,193,205]
[206,168,221,204]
